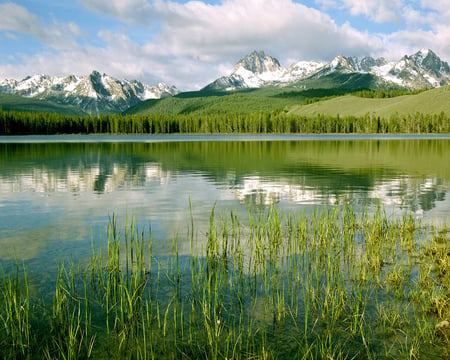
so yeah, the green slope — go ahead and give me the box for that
[124,87,362,116]
[288,86,450,117]
[125,72,411,116]
[0,93,85,115]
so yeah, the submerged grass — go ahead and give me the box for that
[0,205,449,359]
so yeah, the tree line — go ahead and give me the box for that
[1,109,449,135]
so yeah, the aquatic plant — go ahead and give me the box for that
[0,205,449,359]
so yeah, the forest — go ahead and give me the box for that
[0,108,449,135]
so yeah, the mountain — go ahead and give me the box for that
[204,49,450,91]
[2,49,449,116]
[387,49,450,88]
[204,51,284,91]
[0,71,179,115]
[204,51,326,91]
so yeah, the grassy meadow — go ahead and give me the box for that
[289,86,450,118]
[1,205,449,359]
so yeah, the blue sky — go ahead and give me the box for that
[1,0,449,90]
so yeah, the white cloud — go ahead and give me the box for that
[314,0,404,23]
[372,0,450,60]
[0,2,83,50]
[152,0,383,63]
[342,0,403,23]
[0,0,386,89]
[403,6,436,28]
[0,2,41,34]
[1,0,450,90]
[419,0,450,18]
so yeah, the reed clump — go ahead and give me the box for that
[0,205,449,359]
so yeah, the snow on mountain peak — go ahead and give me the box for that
[207,51,326,90]
[0,72,179,115]
[234,51,282,75]
[205,49,450,92]
[287,61,324,79]
[330,55,348,68]
[388,49,450,87]
[418,48,430,58]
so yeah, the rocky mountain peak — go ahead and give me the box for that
[330,55,353,69]
[411,49,450,77]
[0,72,179,115]
[389,49,450,87]
[356,57,387,72]
[234,50,282,74]
[204,48,450,92]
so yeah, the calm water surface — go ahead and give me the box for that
[0,134,449,277]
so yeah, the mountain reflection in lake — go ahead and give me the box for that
[0,137,449,268]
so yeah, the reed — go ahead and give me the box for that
[0,205,449,359]
[0,260,30,359]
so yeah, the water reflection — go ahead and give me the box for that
[0,138,449,263]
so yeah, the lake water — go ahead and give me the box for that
[1,134,449,276]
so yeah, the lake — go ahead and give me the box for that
[0,134,449,270]
[1,134,450,358]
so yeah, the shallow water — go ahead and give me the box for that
[0,135,449,273]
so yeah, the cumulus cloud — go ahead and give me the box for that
[1,0,450,90]
[153,0,383,63]
[0,3,41,34]
[0,2,83,50]
[0,0,387,89]
[368,0,450,60]
[342,0,403,23]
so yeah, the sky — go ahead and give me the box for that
[0,0,449,90]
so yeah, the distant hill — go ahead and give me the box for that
[288,86,450,117]
[0,93,85,115]
[124,87,358,116]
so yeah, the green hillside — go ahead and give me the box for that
[289,86,450,117]
[126,72,413,116]
[0,93,85,115]
[124,87,368,116]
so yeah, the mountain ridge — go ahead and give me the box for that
[0,71,179,115]
[1,48,449,115]
[204,48,450,91]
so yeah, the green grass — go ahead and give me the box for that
[1,205,449,359]
[0,93,85,115]
[124,87,309,116]
[289,86,450,117]
[126,72,411,117]
[123,87,386,116]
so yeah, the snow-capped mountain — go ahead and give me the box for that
[285,61,325,81]
[205,51,286,91]
[0,71,179,115]
[204,49,450,91]
[205,51,325,91]
[387,49,450,88]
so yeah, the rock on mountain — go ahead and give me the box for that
[204,49,450,91]
[205,51,284,91]
[0,71,179,115]
[387,49,450,88]
[204,51,323,91]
